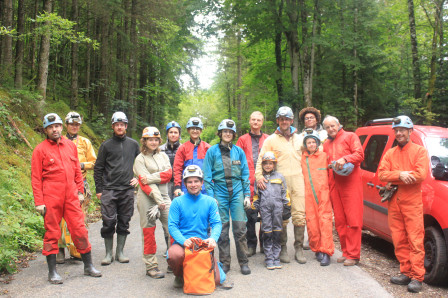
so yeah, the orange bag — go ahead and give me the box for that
[183,238,215,295]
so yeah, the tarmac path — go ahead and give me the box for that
[2,201,391,297]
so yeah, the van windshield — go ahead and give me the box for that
[426,137,448,181]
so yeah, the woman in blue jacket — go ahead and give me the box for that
[203,119,252,275]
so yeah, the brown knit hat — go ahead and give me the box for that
[299,107,321,123]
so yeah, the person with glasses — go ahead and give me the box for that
[160,121,182,200]
[173,117,210,197]
[203,119,251,275]
[31,113,101,284]
[133,127,173,279]
[56,111,97,264]
[94,111,140,266]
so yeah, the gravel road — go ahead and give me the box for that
[1,202,393,297]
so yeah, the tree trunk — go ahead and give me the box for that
[407,0,421,99]
[426,0,444,113]
[270,0,284,105]
[284,0,300,99]
[85,1,91,117]
[301,0,318,107]
[236,29,242,135]
[353,3,358,124]
[127,0,138,137]
[14,0,25,88]
[2,0,13,79]
[36,0,53,100]
[70,0,79,109]
[30,0,39,72]
[98,11,111,116]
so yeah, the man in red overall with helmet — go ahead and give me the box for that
[378,115,428,293]
[31,113,101,284]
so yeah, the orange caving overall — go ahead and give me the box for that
[31,138,91,256]
[301,150,334,256]
[323,129,364,260]
[378,141,429,281]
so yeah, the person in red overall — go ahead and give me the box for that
[378,116,428,293]
[31,113,101,284]
[322,115,364,266]
[236,111,269,256]
[301,129,334,266]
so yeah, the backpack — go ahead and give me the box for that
[183,238,225,295]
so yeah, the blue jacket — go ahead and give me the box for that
[203,143,251,199]
[168,192,222,245]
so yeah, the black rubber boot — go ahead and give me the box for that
[56,248,65,264]
[46,254,63,284]
[320,253,330,266]
[407,279,422,293]
[81,252,102,277]
[240,264,251,275]
[222,264,230,274]
[315,252,324,262]
[390,274,411,285]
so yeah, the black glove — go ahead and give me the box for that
[282,205,291,220]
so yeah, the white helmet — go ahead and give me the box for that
[276,106,294,119]
[65,111,82,124]
[111,111,128,124]
[182,165,204,181]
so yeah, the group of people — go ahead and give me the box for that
[31,106,428,293]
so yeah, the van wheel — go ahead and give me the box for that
[424,226,448,285]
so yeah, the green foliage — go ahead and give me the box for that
[0,168,44,273]
[30,12,99,48]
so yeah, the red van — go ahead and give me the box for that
[355,119,448,285]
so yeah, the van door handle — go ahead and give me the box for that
[367,182,374,187]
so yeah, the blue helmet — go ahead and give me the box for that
[392,115,413,129]
[166,121,181,133]
[276,106,294,119]
[218,119,236,133]
[303,128,321,147]
[330,161,354,176]
[186,117,203,130]
[111,111,128,124]
[43,113,63,128]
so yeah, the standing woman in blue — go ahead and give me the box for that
[203,119,252,275]
[172,117,210,197]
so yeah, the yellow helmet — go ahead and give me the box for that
[142,126,162,140]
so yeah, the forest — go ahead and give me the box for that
[0,0,446,138]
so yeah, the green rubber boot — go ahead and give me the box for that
[115,234,130,263]
[101,237,114,266]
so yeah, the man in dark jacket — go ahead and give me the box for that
[94,111,140,266]
[160,121,182,200]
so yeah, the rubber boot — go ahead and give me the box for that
[115,234,130,263]
[293,226,307,264]
[56,248,65,264]
[279,226,290,263]
[303,225,310,250]
[101,237,114,266]
[81,252,102,277]
[46,254,63,284]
